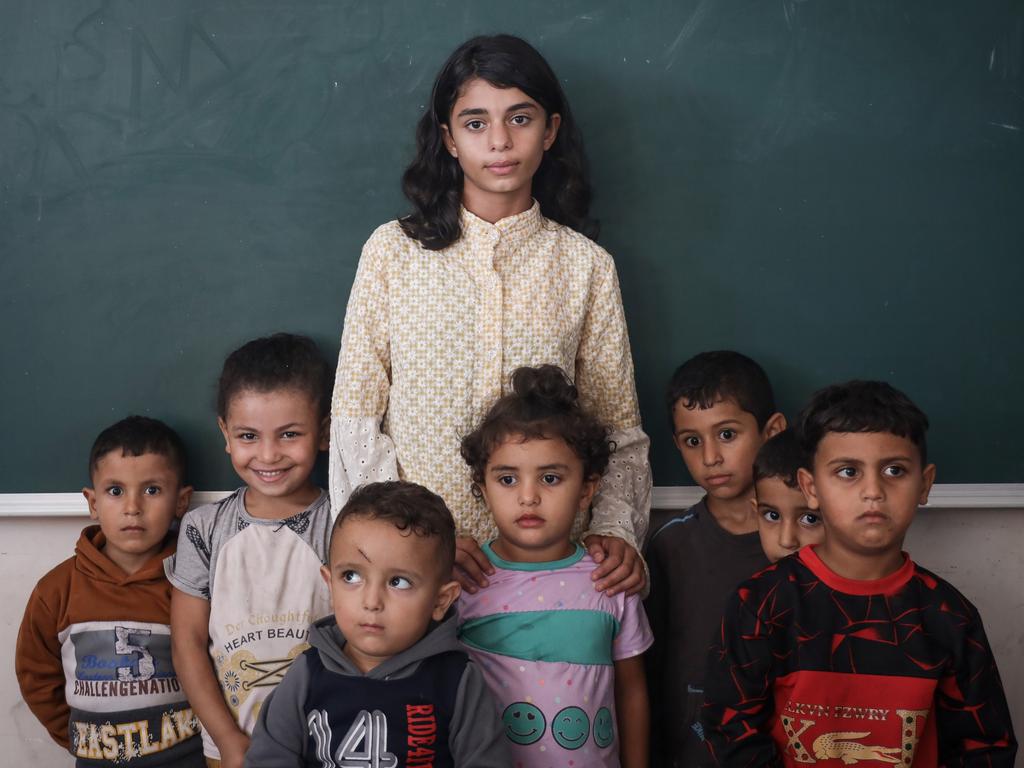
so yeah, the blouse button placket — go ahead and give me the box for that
[471,227,504,419]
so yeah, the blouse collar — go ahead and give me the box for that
[460,200,543,250]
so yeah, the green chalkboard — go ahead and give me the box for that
[1,1,1022,492]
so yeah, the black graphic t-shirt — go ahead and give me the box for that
[702,546,1017,766]
[302,649,465,768]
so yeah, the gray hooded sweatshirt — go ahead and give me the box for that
[244,613,509,767]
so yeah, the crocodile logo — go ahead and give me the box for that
[812,732,902,764]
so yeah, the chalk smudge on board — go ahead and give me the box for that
[989,122,1020,131]
[663,0,717,70]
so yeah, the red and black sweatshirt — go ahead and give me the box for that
[701,546,1016,767]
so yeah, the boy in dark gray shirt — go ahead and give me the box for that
[645,351,785,767]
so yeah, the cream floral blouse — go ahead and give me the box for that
[330,202,651,553]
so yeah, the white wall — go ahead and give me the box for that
[2,507,1021,767]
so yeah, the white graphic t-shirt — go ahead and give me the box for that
[165,488,332,759]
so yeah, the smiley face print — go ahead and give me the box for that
[551,705,590,750]
[593,706,614,748]
[502,701,546,745]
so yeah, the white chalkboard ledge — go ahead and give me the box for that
[1,485,1023,517]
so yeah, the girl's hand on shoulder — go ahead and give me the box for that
[584,535,646,597]
[454,536,495,593]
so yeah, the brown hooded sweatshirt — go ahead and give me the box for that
[16,524,203,766]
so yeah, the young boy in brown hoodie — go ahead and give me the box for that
[17,416,204,766]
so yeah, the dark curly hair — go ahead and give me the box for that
[798,380,929,464]
[217,333,332,421]
[332,481,456,578]
[400,34,596,250]
[461,365,612,495]
[753,429,807,489]
[666,350,777,430]
[88,415,187,483]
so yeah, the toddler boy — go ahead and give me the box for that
[17,416,203,766]
[751,429,824,562]
[702,381,1017,765]
[645,351,785,766]
[245,481,507,767]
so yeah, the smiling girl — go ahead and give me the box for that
[330,34,651,597]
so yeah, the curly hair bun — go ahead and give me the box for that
[462,364,612,488]
[511,364,579,412]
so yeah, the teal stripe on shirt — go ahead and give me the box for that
[459,609,620,666]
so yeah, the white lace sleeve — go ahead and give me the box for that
[584,425,652,549]
[329,232,397,517]
[328,416,399,516]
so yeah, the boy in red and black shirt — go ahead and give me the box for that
[702,381,1016,766]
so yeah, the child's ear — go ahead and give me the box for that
[441,124,457,158]
[762,412,787,440]
[919,463,937,505]
[432,579,461,621]
[217,417,231,454]
[578,475,600,513]
[318,416,330,452]
[320,565,332,590]
[749,495,760,518]
[796,467,820,511]
[543,112,562,150]
[82,487,99,520]
[176,485,193,519]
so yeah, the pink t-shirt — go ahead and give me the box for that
[457,543,653,767]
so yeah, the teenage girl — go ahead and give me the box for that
[330,34,651,596]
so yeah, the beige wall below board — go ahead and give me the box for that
[2,509,1021,767]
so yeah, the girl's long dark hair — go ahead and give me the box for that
[400,34,597,250]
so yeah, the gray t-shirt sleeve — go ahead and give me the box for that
[244,653,312,767]
[164,506,216,599]
[449,660,510,767]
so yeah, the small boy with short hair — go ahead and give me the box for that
[244,481,508,767]
[645,351,785,767]
[167,333,335,768]
[751,429,824,562]
[17,416,204,766]
[703,380,1017,765]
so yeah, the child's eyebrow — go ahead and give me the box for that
[537,463,571,471]
[232,422,304,432]
[456,102,537,118]
[826,457,864,466]
[827,455,915,465]
[712,419,744,429]
[675,419,742,435]
[489,465,519,473]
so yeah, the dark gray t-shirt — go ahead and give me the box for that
[644,498,769,768]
